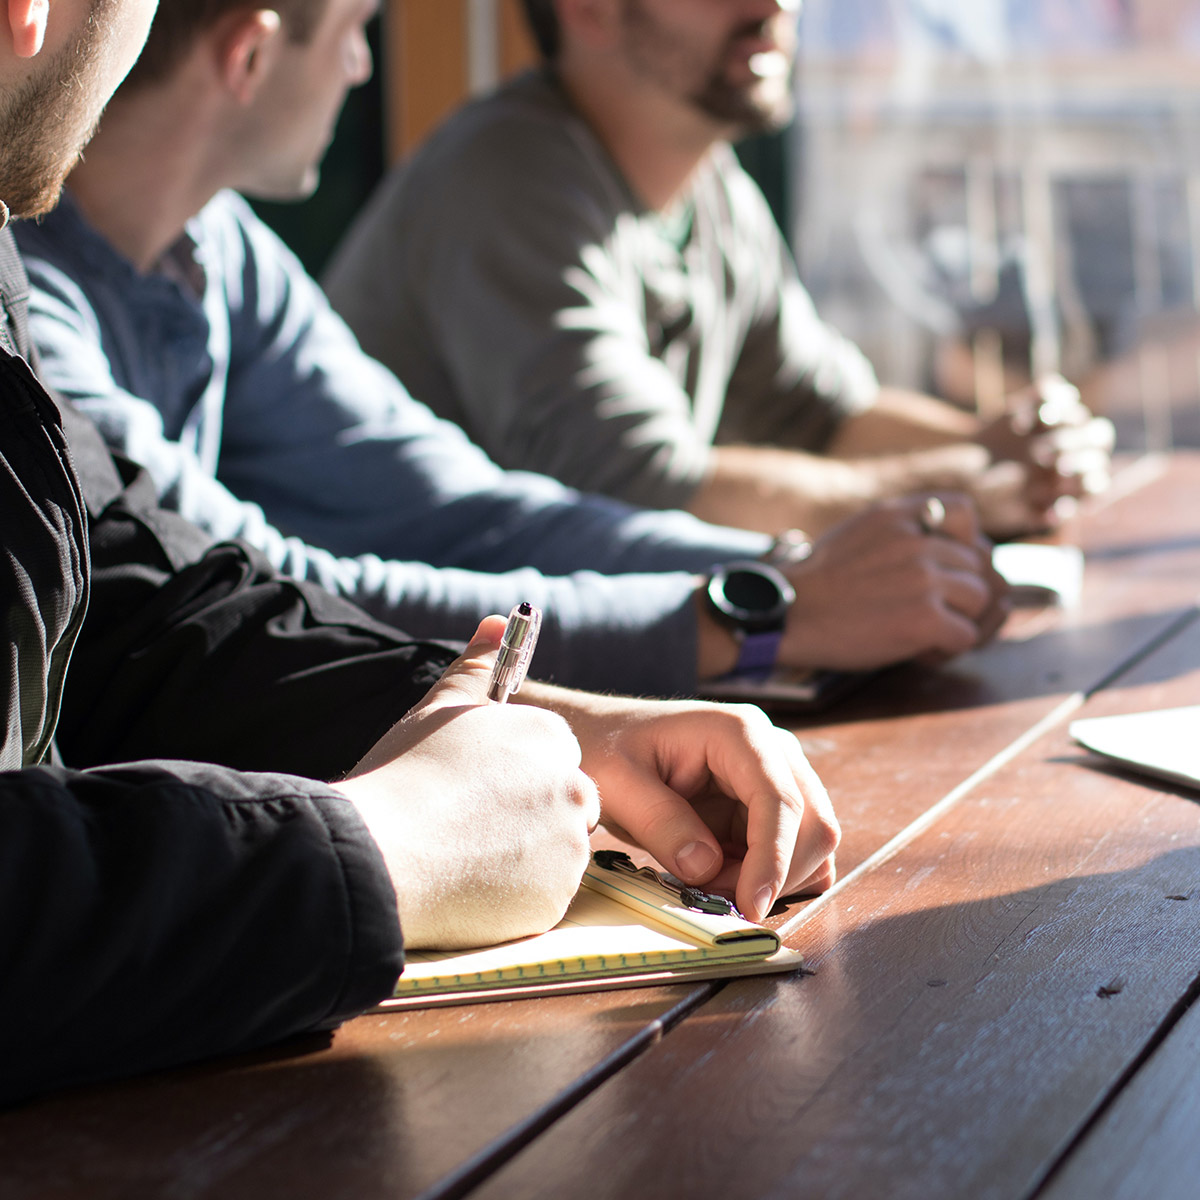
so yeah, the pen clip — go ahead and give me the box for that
[592,849,739,917]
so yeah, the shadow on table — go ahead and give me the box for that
[784,604,1199,728]
[1083,532,1200,562]
[1053,749,1200,804]
[0,983,698,1200]
[713,848,1200,1200]
[5,841,1200,1200]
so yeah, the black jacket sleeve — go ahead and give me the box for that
[0,760,404,1106]
[0,401,423,1104]
[53,399,459,781]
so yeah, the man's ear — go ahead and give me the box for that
[9,0,50,59]
[215,8,283,103]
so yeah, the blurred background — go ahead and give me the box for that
[793,0,1200,452]
[269,0,1200,455]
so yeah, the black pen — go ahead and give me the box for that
[487,602,542,703]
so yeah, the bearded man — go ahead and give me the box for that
[326,0,1113,541]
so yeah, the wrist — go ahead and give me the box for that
[699,560,795,680]
[516,680,636,727]
[695,586,741,680]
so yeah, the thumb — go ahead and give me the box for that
[343,616,510,780]
[417,615,509,712]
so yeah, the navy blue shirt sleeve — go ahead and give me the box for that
[17,193,770,695]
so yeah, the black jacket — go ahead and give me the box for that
[0,225,456,1105]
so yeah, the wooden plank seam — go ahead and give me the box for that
[779,452,1192,941]
[417,986,718,1200]
[1030,968,1200,1200]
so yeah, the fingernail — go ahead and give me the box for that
[675,842,717,880]
[754,887,775,921]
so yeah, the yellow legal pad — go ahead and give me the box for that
[376,854,804,1011]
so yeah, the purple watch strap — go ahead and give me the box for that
[733,629,784,679]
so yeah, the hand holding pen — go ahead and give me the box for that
[336,610,596,949]
[342,607,840,934]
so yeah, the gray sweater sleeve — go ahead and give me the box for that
[710,153,879,450]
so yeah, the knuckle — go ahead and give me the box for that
[723,701,774,735]
[816,811,842,859]
[911,558,940,593]
[808,861,837,895]
[574,772,601,825]
[915,609,960,653]
[942,493,975,524]
[778,783,806,820]
[566,821,592,874]
[790,788,840,864]
[946,624,978,655]
[530,709,583,762]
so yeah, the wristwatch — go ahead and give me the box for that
[705,560,796,678]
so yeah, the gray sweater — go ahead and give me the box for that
[325,69,880,513]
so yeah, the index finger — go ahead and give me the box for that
[705,708,836,921]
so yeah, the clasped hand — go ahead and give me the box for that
[779,493,1011,670]
[976,374,1115,537]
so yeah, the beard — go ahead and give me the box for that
[690,61,795,135]
[621,2,796,136]
[0,0,116,219]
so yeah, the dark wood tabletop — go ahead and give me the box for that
[3,452,1199,1200]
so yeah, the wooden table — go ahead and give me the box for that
[4,453,1200,1200]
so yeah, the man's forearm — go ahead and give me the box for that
[685,443,883,535]
[688,442,988,535]
[825,387,982,457]
[685,416,992,537]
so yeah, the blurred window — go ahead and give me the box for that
[790,0,1200,449]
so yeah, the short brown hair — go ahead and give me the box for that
[125,0,330,88]
[520,0,560,60]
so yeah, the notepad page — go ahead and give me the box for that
[394,887,776,997]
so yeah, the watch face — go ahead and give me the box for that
[724,567,784,613]
[708,562,795,633]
